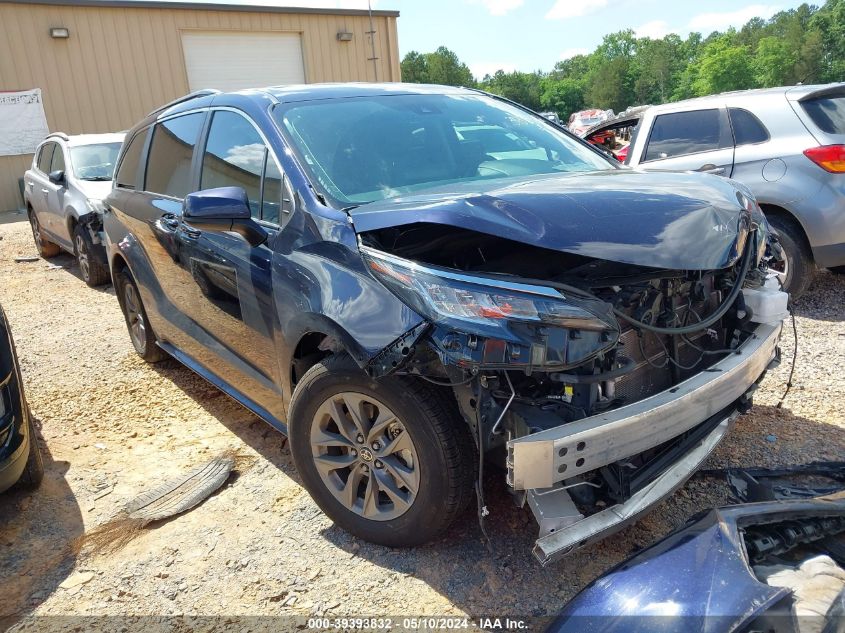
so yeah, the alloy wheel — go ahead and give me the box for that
[123,283,147,352]
[767,252,790,290]
[310,392,420,521]
[75,234,90,281]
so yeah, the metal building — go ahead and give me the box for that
[0,0,401,211]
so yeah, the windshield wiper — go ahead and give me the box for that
[82,176,112,181]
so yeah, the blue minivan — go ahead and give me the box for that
[103,83,784,564]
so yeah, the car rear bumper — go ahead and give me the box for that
[813,241,845,269]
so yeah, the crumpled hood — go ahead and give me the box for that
[75,179,112,202]
[350,170,755,270]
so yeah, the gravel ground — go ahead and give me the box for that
[0,212,843,628]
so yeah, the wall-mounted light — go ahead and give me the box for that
[337,31,353,42]
[50,27,70,39]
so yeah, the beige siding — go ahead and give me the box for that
[0,2,400,211]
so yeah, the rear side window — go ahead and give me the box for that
[729,108,769,145]
[116,130,148,190]
[801,95,845,134]
[37,143,54,173]
[644,109,730,161]
[145,113,205,198]
[50,146,66,173]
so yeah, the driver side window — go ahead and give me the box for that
[200,110,284,225]
[50,145,66,173]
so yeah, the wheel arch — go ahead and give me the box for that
[287,319,363,392]
[759,203,814,261]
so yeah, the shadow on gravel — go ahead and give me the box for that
[148,361,300,483]
[44,253,116,296]
[0,418,83,629]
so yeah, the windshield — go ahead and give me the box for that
[271,93,612,206]
[70,142,122,181]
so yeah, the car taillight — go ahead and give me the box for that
[803,145,845,173]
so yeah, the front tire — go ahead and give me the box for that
[73,225,110,287]
[288,355,475,547]
[28,211,60,258]
[767,215,813,299]
[115,270,167,363]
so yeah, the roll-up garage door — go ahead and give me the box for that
[181,31,305,92]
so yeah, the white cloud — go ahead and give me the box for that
[546,0,607,20]
[469,61,517,80]
[467,0,524,16]
[635,19,670,39]
[559,47,589,60]
[688,4,781,32]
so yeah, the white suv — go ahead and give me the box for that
[23,132,124,286]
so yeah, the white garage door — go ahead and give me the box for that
[181,31,305,92]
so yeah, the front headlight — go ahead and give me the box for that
[361,246,615,338]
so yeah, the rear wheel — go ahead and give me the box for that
[116,270,167,363]
[288,354,475,547]
[766,215,813,299]
[73,225,110,287]
[28,211,60,258]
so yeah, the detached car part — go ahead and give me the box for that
[549,493,845,633]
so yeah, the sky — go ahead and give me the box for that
[393,0,810,80]
[135,0,813,80]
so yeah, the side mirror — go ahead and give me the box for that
[48,170,65,185]
[183,187,267,247]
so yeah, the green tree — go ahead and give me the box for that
[401,1,845,110]
[633,35,684,104]
[424,46,475,87]
[481,71,544,110]
[550,55,590,81]
[584,30,637,111]
[400,47,474,87]
[811,0,845,82]
[540,77,585,119]
[692,36,756,95]
[753,36,798,86]
[400,51,429,83]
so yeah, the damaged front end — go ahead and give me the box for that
[353,175,786,565]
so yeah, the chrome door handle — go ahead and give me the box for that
[41,188,49,194]
[697,164,726,175]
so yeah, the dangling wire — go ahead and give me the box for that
[777,306,798,409]
[474,402,492,551]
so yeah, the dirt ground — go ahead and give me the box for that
[1,212,843,629]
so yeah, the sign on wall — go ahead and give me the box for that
[0,89,49,156]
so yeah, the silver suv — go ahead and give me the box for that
[23,132,124,286]
[608,84,845,297]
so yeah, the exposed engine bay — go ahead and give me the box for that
[358,219,787,563]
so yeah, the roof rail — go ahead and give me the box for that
[46,132,70,141]
[146,89,220,118]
